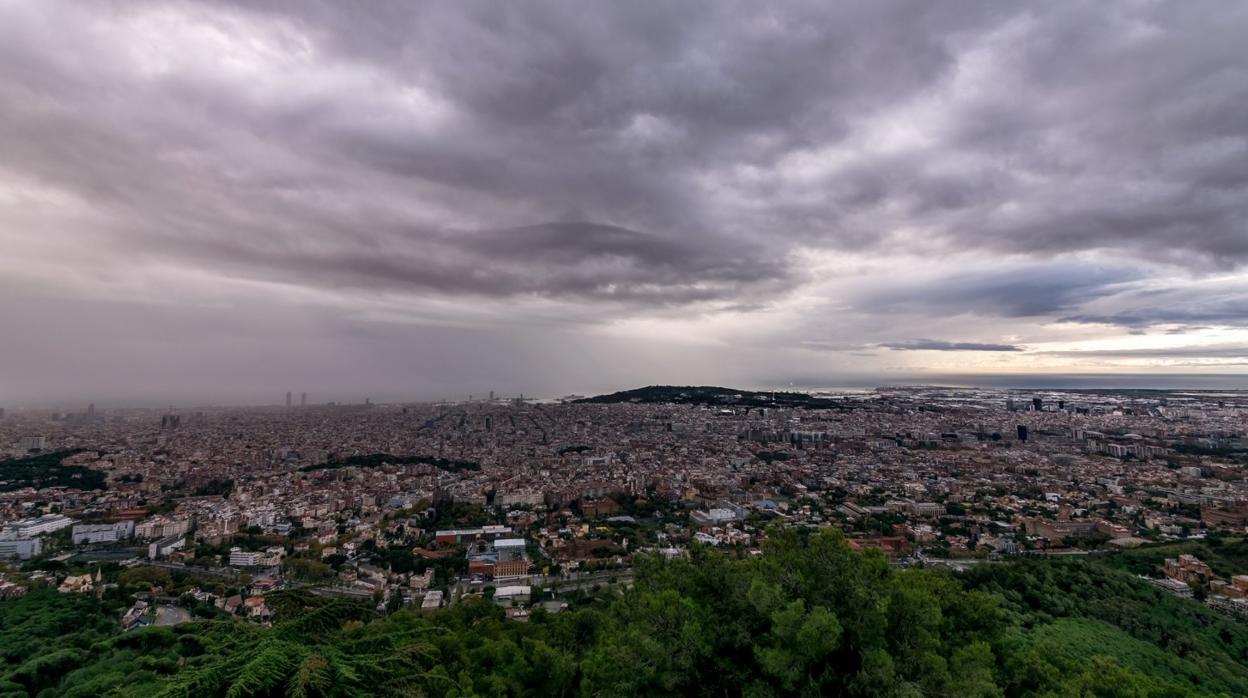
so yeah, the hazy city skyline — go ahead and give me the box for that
[3,1,1248,406]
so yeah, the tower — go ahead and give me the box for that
[285,392,292,408]
[300,392,307,407]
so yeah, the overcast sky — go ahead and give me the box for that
[2,0,1248,406]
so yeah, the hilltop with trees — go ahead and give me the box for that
[576,385,847,410]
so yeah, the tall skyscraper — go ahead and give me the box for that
[1032,397,1043,411]
[285,392,292,408]
[300,392,307,407]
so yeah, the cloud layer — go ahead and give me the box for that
[1,0,1247,404]
[881,341,1022,353]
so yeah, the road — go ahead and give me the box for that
[446,568,634,604]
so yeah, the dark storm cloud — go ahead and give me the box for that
[1059,281,1248,329]
[854,265,1140,318]
[881,340,1021,352]
[4,1,1245,300]
[1062,303,1248,330]
[2,0,1248,403]
[159,221,787,305]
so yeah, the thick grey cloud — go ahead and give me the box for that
[1059,279,1248,329]
[1062,302,1248,330]
[156,221,789,305]
[5,1,1246,293]
[1,0,1247,403]
[881,340,1021,352]
[853,264,1141,318]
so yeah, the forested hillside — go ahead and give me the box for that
[3,530,1246,697]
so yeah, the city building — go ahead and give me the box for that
[2,514,73,539]
[0,538,41,560]
[229,548,262,567]
[72,520,135,545]
[148,534,185,559]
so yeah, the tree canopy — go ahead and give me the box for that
[2,530,1245,697]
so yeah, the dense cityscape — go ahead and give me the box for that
[3,386,1248,695]
[3,386,1247,622]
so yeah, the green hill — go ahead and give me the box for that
[576,385,847,409]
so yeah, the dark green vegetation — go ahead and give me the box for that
[961,557,1248,697]
[578,385,846,409]
[191,479,234,498]
[1097,537,1248,579]
[0,591,126,696]
[1170,444,1248,459]
[300,453,480,473]
[0,450,105,492]
[4,530,1248,697]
